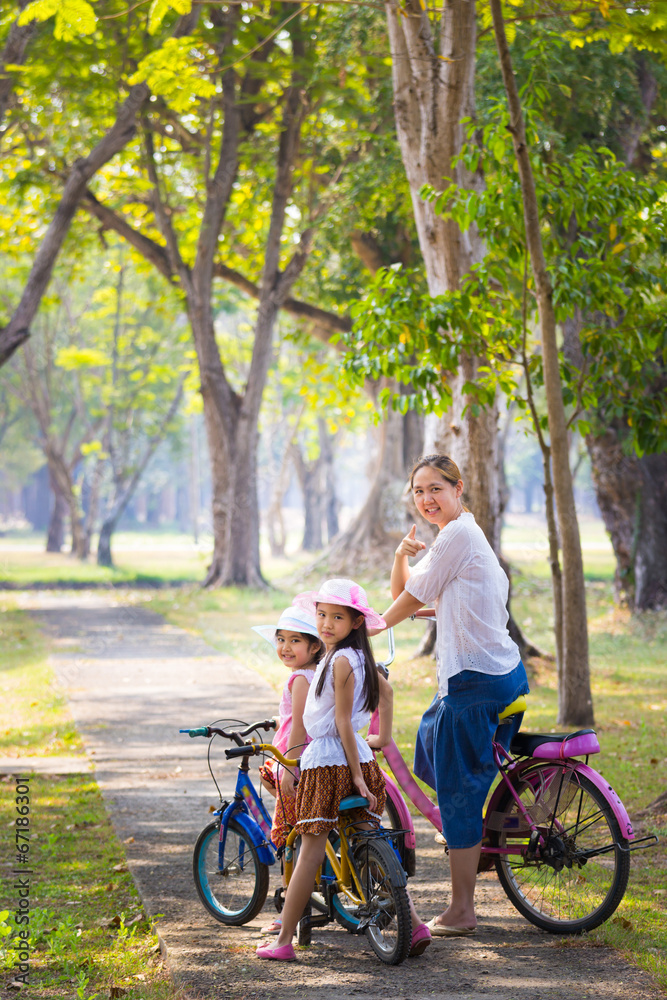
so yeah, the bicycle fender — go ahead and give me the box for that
[382,771,417,851]
[490,760,635,842]
[221,807,275,866]
[572,763,634,841]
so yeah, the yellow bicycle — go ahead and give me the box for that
[225,740,412,965]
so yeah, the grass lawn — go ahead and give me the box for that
[0,517,665,994]
[0,606,184,1000]
[0,529,214,588]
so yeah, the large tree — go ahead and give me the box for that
[4,1,387,586]
[384,0,503,551]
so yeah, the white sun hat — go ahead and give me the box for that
[293,578,386,631]
[251,606,321,648]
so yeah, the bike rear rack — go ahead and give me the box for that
[618,834,659,853]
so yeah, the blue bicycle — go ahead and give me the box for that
[181,718,279,925]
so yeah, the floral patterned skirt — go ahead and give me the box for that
[259,761,298,851]
[294,761,386,836]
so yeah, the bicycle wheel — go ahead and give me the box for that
[193,819,270,925]
[352,838,411,965]
[491,765,630,934]
[319,833,360,932]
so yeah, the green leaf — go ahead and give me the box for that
[56,347,111,369]
[18,0,97,40]
[148,0,193,36]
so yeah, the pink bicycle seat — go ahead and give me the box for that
[510,729,600,759]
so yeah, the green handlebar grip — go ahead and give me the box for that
[188,727,210,738]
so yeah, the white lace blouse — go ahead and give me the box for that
[300,646,373,770]
[405,512,520,697]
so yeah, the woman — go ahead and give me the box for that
[378,454,529,936]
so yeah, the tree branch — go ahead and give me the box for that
[0,80,151,367]
[81,192,352,341]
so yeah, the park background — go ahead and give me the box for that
[0,0,666,998]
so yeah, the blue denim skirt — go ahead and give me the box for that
[413,662,529,849]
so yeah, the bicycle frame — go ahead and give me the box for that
[282,817,366,910]
[371,625,637,857]
[217,759,276,868]
[378,724,639,851]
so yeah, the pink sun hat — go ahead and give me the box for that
[293,578,386,631]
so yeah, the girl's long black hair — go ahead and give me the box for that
[315,609,379,713]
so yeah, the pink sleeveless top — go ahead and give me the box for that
[273,668,316,757]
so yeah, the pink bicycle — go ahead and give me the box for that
[371,619,657,935]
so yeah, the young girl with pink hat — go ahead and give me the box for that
[256,578,430,961]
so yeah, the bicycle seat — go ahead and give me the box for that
[510,729,600,759]
[339,795,370,811]
[498,695,527,721]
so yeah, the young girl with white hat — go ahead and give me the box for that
[252,606,325,933]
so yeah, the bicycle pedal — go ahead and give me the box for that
[273,886,285,913]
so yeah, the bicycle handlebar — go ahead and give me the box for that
[224,742,299,768]
[411,609,436,619]
[376,627,395,674]
[179,718,277,743]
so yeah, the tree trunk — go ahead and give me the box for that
[490,0,593,727]
[44,449,85,558]
[587,430,667,610]
[46,472,67,553]
[318,418,339,542]
[326,407,410,575]
[291,442,324,552]
[386,0,502,551]
[0,2,37,128]
[97,516,116,568]
[81,456,104,558]
[631,453,667,610]
[200,387,266,587]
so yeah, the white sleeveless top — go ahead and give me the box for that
[300,646,373,770]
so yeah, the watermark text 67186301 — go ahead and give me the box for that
[11,776,32,985]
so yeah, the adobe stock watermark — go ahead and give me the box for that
[4,776,33,987]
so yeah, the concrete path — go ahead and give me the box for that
[16,592,665,1000]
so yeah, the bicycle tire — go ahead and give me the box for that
[492,764,630,934]
[318,833,359,932]
[352,837,412,965]
[193,818,270,925]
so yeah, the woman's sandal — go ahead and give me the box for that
[425,916,476,937]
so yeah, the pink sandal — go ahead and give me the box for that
[256,942,297,961]
[409,922,432,957]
